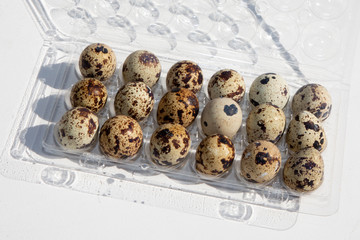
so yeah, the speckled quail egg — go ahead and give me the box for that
[70,78,108,113]
[249,73,289,109]
[157,88,199,128]
[201,98,242,139]
[246,103,286,143]
[99,115,143,159]
[240,140,281,184]
[286,111,327,153]
[150,123,191,167]
[292,84,332,121]
[122,50,161,88]
[114,81,154,121]
[166,60,203,93]
[195,134,235,177]
[208,69,246,102]
[79,43,117,82]
[55,107,99,150]
[283,148,324,192]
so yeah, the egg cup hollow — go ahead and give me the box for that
[53,122,99,154]
[117,62,125,87]
[195,116,207,140]
[234,158,276,189]
[64,87,73,110]
[74,60,82,80]
[144,141,189,172]
[160,150,202,185]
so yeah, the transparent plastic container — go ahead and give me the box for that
[1,0,359,230]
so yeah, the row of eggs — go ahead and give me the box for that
[55,43,332,193]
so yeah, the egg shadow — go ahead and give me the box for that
[20,124,60,160]
[38,62,79,90]
[32,94,63,122]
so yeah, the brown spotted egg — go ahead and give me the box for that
[122,50,161,88]
[79,43,116,82]
[286,111,327,153]
[56,107,99,150]
[157,88,199,128]
[70,78,108,113]
[240,140,281,184]
[166,60,203,93]
[99,115,143,159]
[201,98,242,139]
[292,84,332,121]
[195,134,235,177]
[283,148,324,192]
[114,81,154,121]
[208,69,246,102]
[249,73,289,109]
[246,103,286,143]
[150,123,191,167]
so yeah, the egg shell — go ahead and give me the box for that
[208,69,246,102]
[240,140,281,184]
[79,43,116,82]
[201,98,242,139]
[150,123,191,167]
[56,107,99,150]
[292,83,332,121]
[114,81,154,121]
[283,148,324,192]
[99,115,143,159]
[246,103,286,143]
[249,73,289,109]
[166,60,203,93]
[70,78,108,113]
[195,134,235,176]
[286,111,327,153]
[122,50,161,88]
[157,88,199,128]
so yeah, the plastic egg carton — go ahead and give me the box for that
[1,0,359,230]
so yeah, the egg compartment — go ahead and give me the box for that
[1,0,358,230]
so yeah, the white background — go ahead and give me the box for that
[1,1,360,239]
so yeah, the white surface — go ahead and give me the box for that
[1,1,360,239]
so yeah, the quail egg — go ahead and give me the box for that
[70,78,108,113]
[79,43,117,82]
[166,60,203,93]
[208,69,246,102]
[157,88,199,128]
[114,81,154,121]
[283,148,324,192]
[246,103,286,143]
[122,50,161,88]
[55,107,99,150]
[195,134,235,177]
[99,115,143,159]
[201,98,242,139]
[286,111,327,153]
[249,73,289,109]
[240,140,281,184]
[292,83,332,121]
[150,123,191,167]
